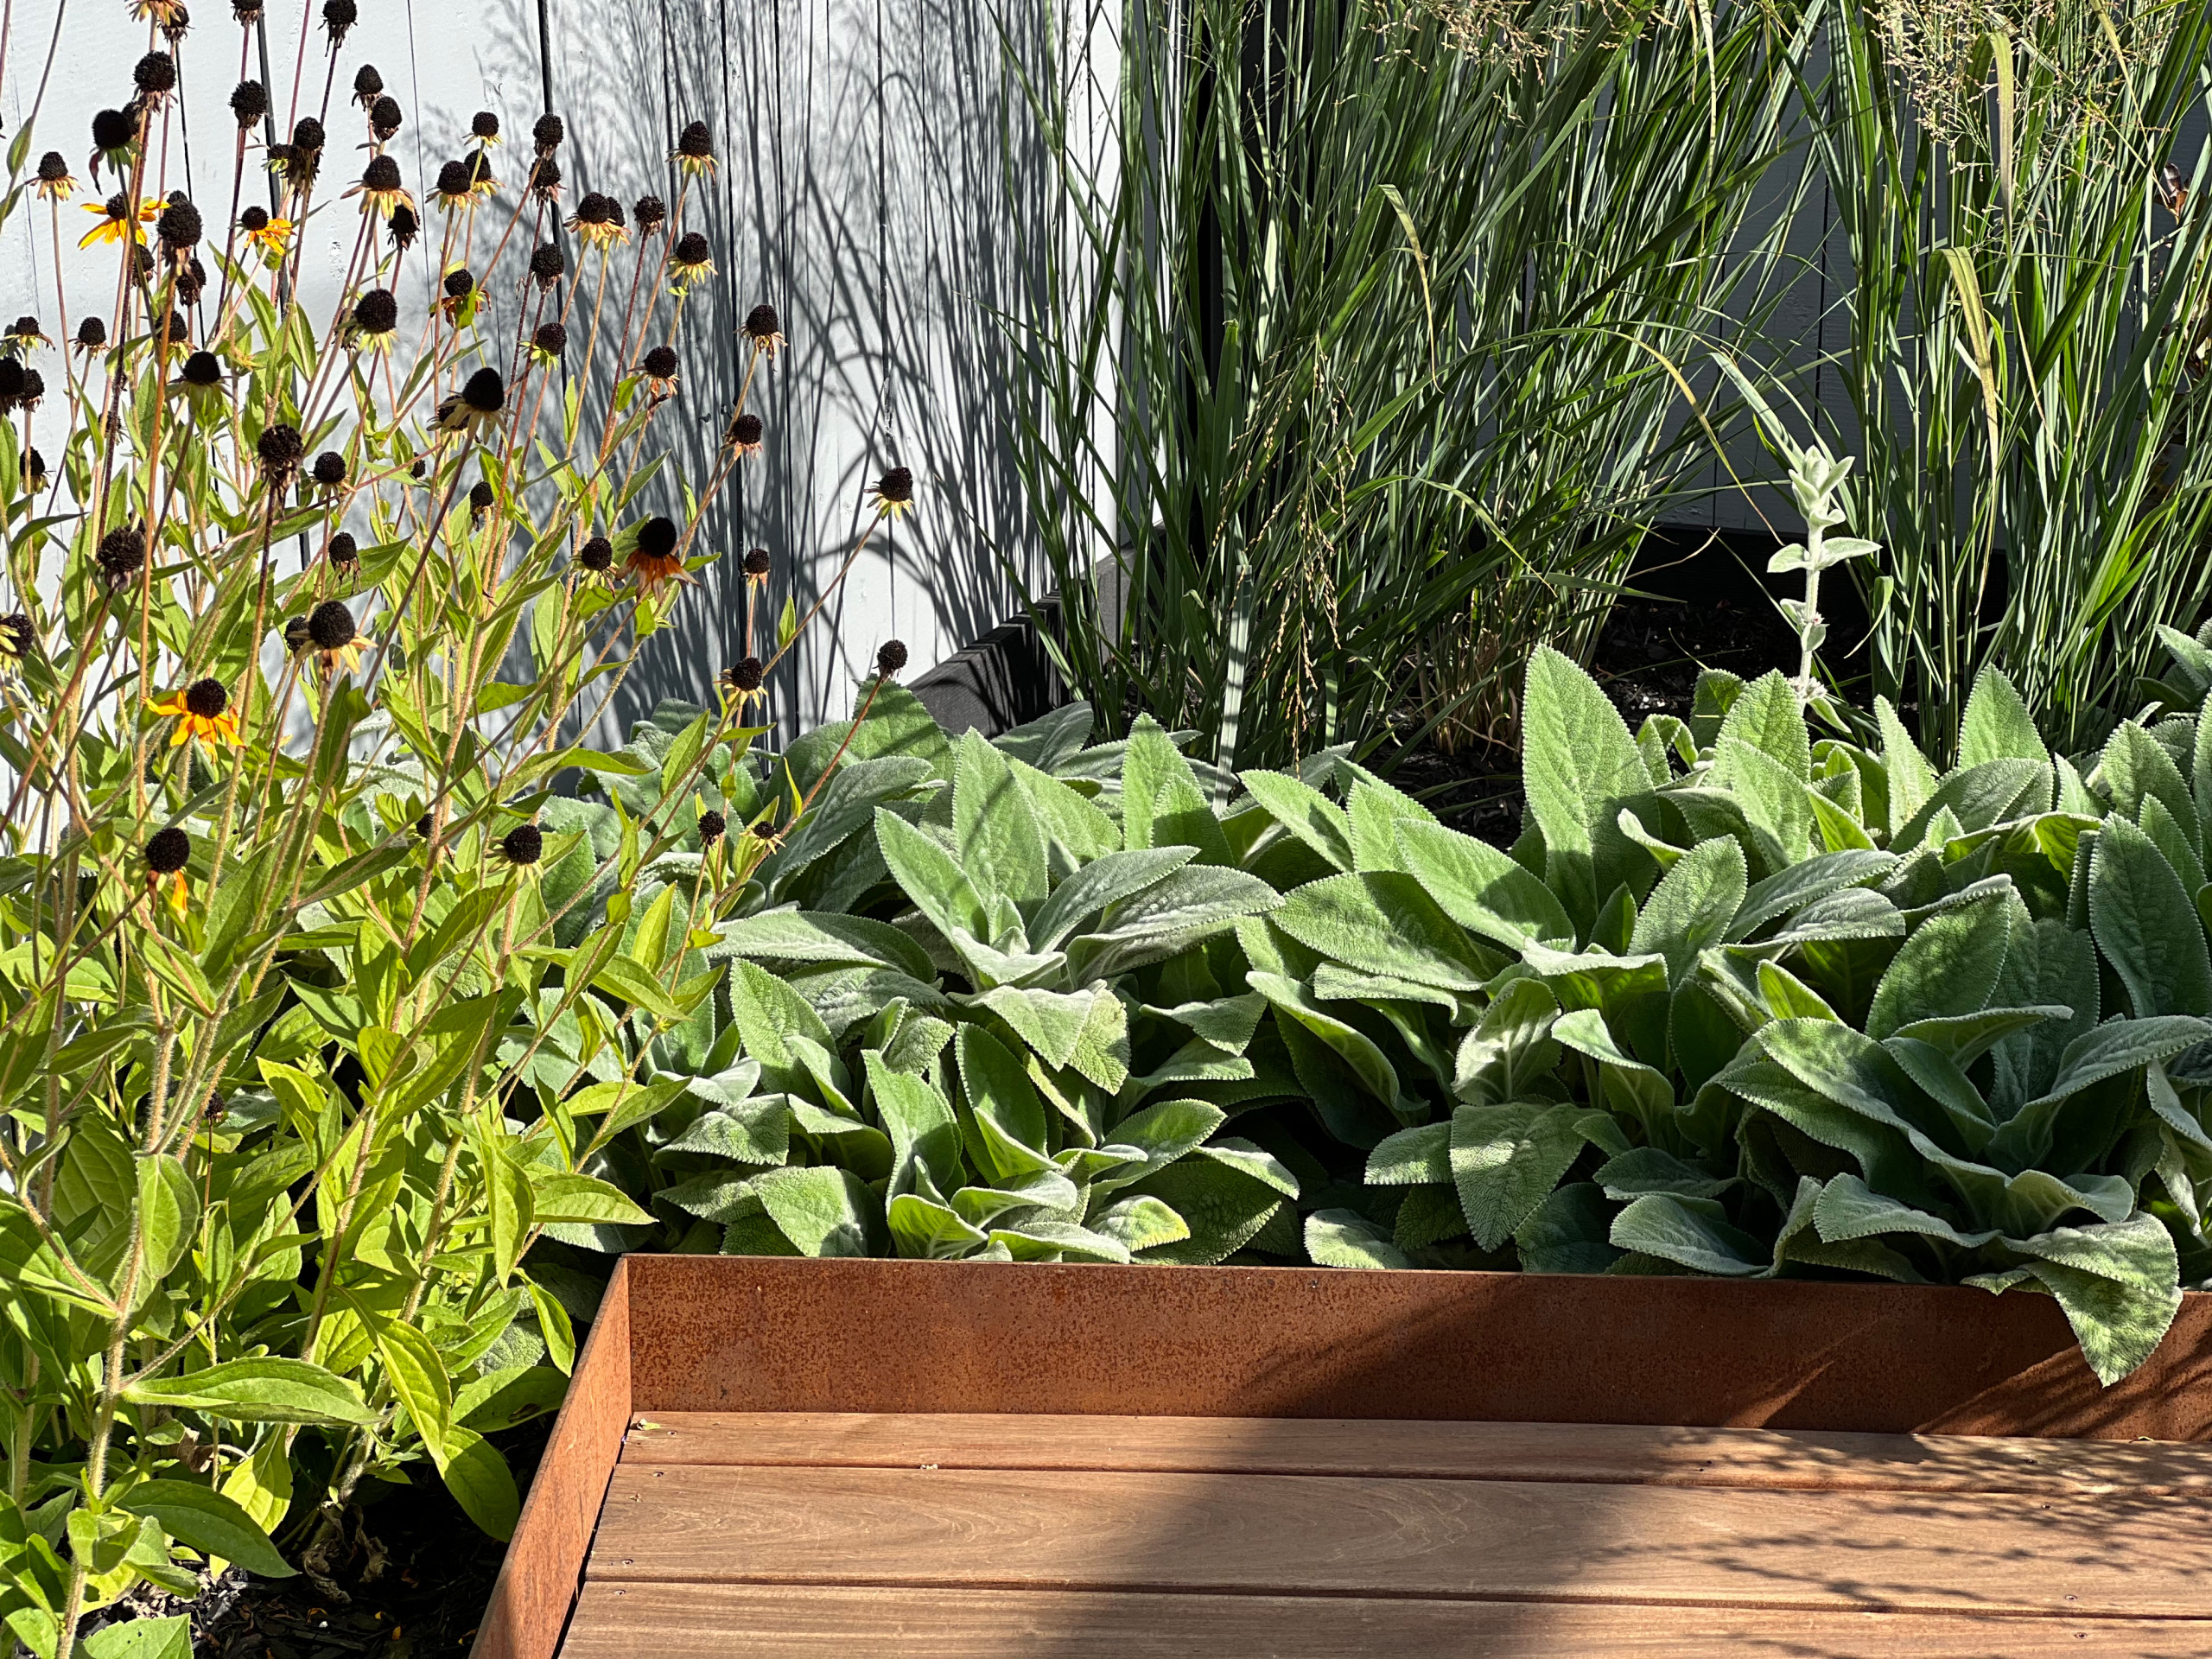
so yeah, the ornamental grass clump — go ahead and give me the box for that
[0,30,895,1653]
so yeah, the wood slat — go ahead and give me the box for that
[560,1583,2212,1657]
[585,1463,2212,1618]
[621,1410,2212,1495]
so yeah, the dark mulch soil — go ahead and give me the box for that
[184,1419,550,1659]
[1378,537,1821,844]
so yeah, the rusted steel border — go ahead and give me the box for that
[624,1257,2212,1440]
[477,1257,2212,1659]
[470,1255,632,1659]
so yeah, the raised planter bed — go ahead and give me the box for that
[472,1256,2212,1659]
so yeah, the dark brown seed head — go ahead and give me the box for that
[499,823,543,866]
[461,367,504,413]
[145,825,191,874]
[92,108,138,152]
[257,423,304,480]
[0,613,35,657]
[361,155,401,193]
[727,657,764,692]
[97,525,146,582]
[37,151,68,183]
[184,677,229,718]
[135,52,178,97]
[469,480,496,514]
[532,321,567,356]
[677,120,712,158]
[283,613,311,652]
[22,451,46,487]
[292,116,325,154]
[307,600,356,650]
[181,350,223,387]
[15,372,41,413]
[753,819,776,840]
[578,536,613,572]
[435,159,470,198]
[530,157,561,199]
[329,531,359,569]
[443,267,474,300]
[321,0,356,43]
[388,204,419,250]
[876,639,909,678]
[353,64,384,104]
[637,516,680,560]
[353,289,397,334]
[158,198,202,251]
[732,412,764,446]
[745,303,780,340]
[311,450,346,486]
[471,111,500,140]
[875,467,913,505]
[240,204,269,232]
[0,359,24,404]
[232,0,263,18]
[532,111,564,154]
[176,257,207,304]
[415,812,435,839]
[697,809,727,844]
[371,95,403,138]
[409,457,427,479]
[76,317,107,350]
[671,232,709,269]
[466,152,495,190]
[573,191,613,226]
[743,547,771,577]
[10,316,41,343]
[529,243,565,289]
[633,194,667,232]
[643,346,678,381]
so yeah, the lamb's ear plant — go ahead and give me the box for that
[657,698,1310,1265]
[1282,647,2212,1386]
[0,32,900,1653]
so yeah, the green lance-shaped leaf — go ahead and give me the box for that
[430,1424,523,1540]
[1269,871,1497,993]
[1607,1192,1769,1276]
[753,1165,887,1256]
[1305,1208,1413,1269]
[1958,666,2050,770]
[1865,891,2012,1041]
[124,1357,375,1426]
[1394,818,1574,951]
[953,729,1051,905]
[1521,645,1654,929]
[1239,768,1356,872]
[956,1025,1054,1184]
[1449,1102,1589,1252]
[2090,814,2212,1019]
[118,1481,295,1579]
[1629,836,1747,985]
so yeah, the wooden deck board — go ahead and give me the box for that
[560,1584,2212,1658]
[585,1461,2212,1618]
[622,1410,2212,1494]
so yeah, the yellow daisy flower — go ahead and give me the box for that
[79,194,160,250]
[149,677,244,750]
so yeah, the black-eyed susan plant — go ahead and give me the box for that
[0,11,907,1652]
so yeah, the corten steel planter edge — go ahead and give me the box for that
[469,1255,630,1659]
[471,1256,2212,1659]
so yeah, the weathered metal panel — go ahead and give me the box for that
[620,1255,2212,1440]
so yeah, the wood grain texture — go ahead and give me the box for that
[620,1410,2212,1495]
[559,1584,2212,1659]
[471,1257,632,1659]
[584,1461,2212,1618]
[619,1255,2212,1439]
